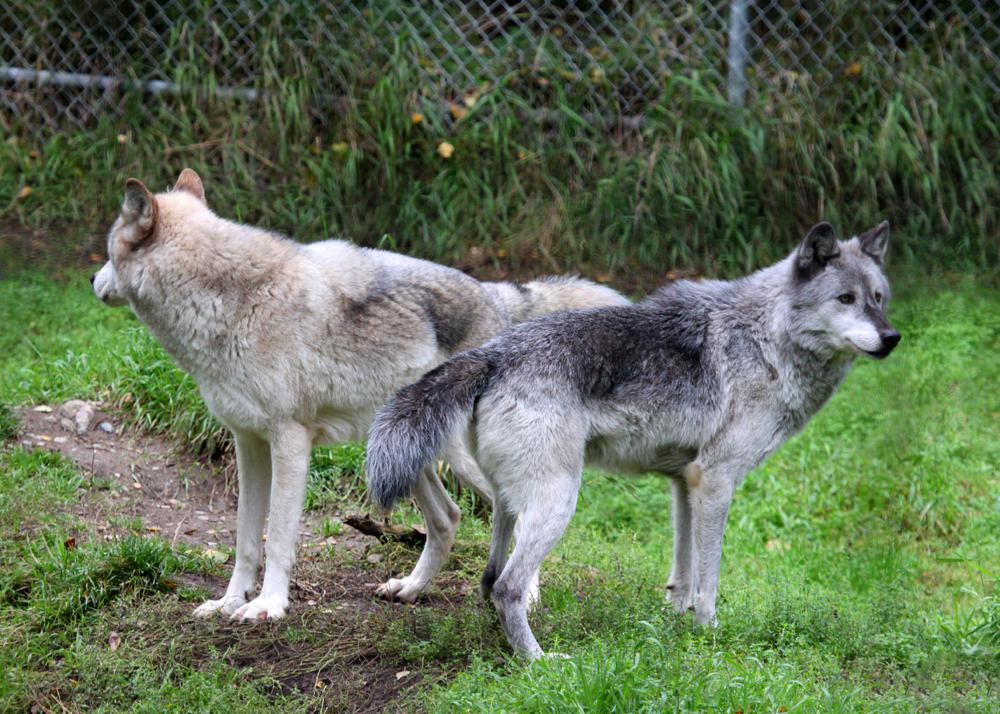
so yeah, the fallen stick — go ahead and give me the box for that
[343,514,427,547]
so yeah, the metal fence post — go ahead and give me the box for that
[727,0,749,106]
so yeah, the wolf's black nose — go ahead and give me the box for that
[882,330,901,351]
[90,273,97,285]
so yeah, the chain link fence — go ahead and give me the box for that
[2,1,998,138]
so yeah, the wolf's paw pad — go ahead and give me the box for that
[376,577,421,603]
[230,596,287,622]
[192,596,246,619]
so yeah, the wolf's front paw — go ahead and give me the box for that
[376,576,423,603]
[665,582,690,614]
[192,595,247,619]
[692,606,718,628]
[230,595,288,622]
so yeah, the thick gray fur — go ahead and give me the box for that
[367,221,900,658]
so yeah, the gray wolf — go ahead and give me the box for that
[92,169,627,621]
[366,221,900,658]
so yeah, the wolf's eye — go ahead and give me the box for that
[837,293,855,305]
[874,291,883,303]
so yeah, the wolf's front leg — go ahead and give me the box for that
[193,431,271,618]
[687,461,736,626]
[231,422,311,622]
[665,475,693,613]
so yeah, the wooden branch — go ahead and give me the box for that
[343,514,426,547]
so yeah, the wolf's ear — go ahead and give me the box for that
[173,168,206,204]
[122,178,157,244]
[858,220,889,264]
[795,222,840,279]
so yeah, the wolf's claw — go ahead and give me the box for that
[230,595,287,622]
[376,577,424,603]
[192,595,246,619]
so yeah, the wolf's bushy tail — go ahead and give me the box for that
[518,276,629,319]
[367,350,494,510]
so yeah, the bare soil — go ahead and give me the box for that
[14,401,471,712]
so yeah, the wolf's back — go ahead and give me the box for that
[366,350,495,510]
[485,276,628,324]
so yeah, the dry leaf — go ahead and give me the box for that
[844,62,862,77]
[116,134,128,144]
[395,670,410,680]
[448,102,467,120]
[331,142,349,154]
[17,186,32,199]
[63,537,77,550]
[410,112,423,124]
[108,632,121,651]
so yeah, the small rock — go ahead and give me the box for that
[74,404,95,434]
[59,417,75,432]
[53,436,67,444]
[59,399,87,418]
[99,421,115,434]
[366,553,383,564]
[32,405,52,413]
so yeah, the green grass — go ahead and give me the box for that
[2,32,997,276]
[0,447,288,712]
[0,272,998,710]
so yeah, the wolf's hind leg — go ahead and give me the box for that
[665,475,693,613]
[490,470,581,659]
[231,422,311,622]
[512,516,542,610]
[376,465,460,603]
[480,503,516,599]
[194,431,270,618]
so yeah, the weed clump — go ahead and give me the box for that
[0,402,18,440]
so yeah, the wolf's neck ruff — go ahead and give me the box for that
[125,219,300,384]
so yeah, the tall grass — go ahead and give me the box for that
[2,31,996,276]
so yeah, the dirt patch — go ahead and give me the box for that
[14,401,367,551]
[0,219,105,276]
[12,400,475,711]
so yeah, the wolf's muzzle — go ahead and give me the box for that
[866,329,901,359]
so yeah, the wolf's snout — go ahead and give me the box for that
[867,329,900,359]
[90,273,97,285]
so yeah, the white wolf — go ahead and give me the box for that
[92,169,627,621]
